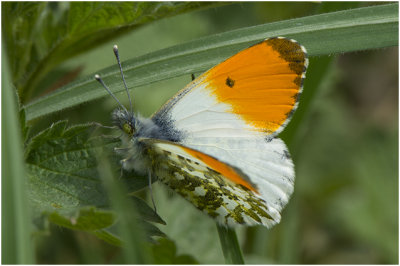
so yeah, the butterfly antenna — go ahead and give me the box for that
[94,74,128,113]
[113,45,133,113]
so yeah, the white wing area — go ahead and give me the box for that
[168,78,266,138]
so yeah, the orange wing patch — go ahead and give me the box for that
[181,146,258,194]
[205,37,307,133]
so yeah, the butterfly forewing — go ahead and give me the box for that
[153,37,308,137]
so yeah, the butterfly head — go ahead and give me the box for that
[112,108,136,137]
[95,45,139,136]
[95,45,167,144]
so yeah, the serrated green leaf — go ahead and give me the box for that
[24,121,166,247]
[25,122,115,212]
[92,229,123,247]
[19,108,30,143]
[23,3,398,122]
[151,184,225,263]
[47,207,115,231]
[131,196,166,225]
[31,212,50,236]
[95,217,166,246]
[152,238,199,264]
[24,120,161,215]
[142,220,166,239]
[2,3,46,85]
[2,2,214,102]
[94,223,165,247]
[47,205,165,247]
[122,169,149,192]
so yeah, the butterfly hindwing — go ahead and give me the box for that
[181,136,294,220]
[142,138,278,227]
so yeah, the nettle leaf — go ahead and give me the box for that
[19,108,31,143]
[152,238,199,264]
[131,196,166,225]
[2,2,213,102]
[25,121,113,211]
[48,206,165,241]
[92,229,123,247]
[142,221,167,240]
[25,121,165,245]
[48,207,115,231]
[2,3,45,87]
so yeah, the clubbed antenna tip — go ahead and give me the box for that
[94,73,127,113]
[94,45,133,114]
[112,44,133,112]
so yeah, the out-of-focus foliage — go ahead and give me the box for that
[2,2,212,102]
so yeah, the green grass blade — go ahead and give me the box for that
[24,3,398,123]
[216,224,245,264]
[2,44,35,263]
[97,154,152,264]
[281,56,335,146]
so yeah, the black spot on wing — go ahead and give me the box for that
[283,150,291,160]
[226,77,235,88]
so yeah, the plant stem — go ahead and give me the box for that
[216,223,245,264]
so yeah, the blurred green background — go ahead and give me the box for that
[6,2,398,264]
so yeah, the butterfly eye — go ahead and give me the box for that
[122,123,134,136]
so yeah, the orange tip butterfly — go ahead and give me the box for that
[95,37,308,227]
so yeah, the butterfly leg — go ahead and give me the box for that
[91,122,117,130]
[118,163,124,179]
[115,147,131,152]
[89,122,118,139]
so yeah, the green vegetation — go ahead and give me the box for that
[2,2,398,264]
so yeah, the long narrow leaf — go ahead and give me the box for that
[216,224,245,264]
[97,154,152,263]
[24,3,398,122]
[2,44,35,264]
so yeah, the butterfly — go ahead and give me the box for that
[95,37,308,227]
